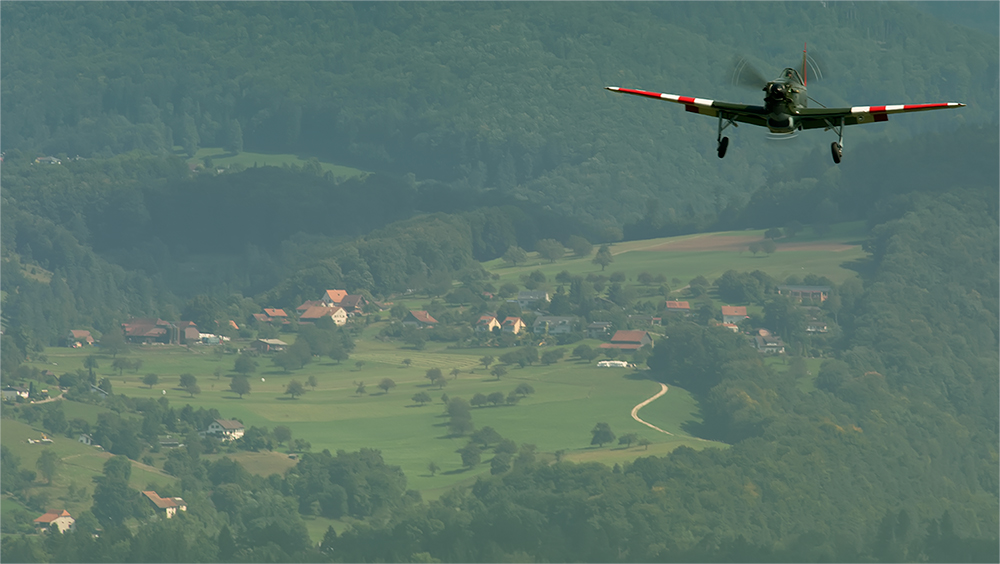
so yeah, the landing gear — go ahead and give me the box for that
[717,136,729,158]
[716,112,737,159]
[825,116,845,164]
[831,142,842,164]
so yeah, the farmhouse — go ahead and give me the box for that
[516,291,550,309]
[34,510,75,533]
[296,300,324,313]
[533,316,577,335]
[754,329,786,354]
[142,491,188,519]
[252,338,288,353]
[298,305,348,326]
[403,310,438,328]
[777,285,830,302]
[2,386,29,401]
[587,321,613,339]
[601,330,654,350]
[205,419,245,441]
[322,289,349,306]
[122,318,170,343]
[475,315,501,332]
[339,294,369,315]
[664,301,691,314]
[66,330,95,347]
[628,315,662,327]
[78,433,93,445]
[721,306,749,324]
[502,317,526,334]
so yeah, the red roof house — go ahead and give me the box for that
[403,310,438,327]
[600,330,654,350]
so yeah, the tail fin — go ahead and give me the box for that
[802,43,807,87]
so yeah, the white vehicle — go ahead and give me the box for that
[597,360,630,368]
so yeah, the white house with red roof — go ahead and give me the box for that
[322,289,349,306]
[501,317,526,334]
[299,305,348,326]
[664,301,691,313]
[476,315,501,332]
[721,306,749,325]
[600,330,654,350]
[205,419,245,441]
[34,510,75,533]
[142,491,188,518]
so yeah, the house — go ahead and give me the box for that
[90,385,109,399]
[263,308,288,320]
[34,156,62,165]
[600,330,654,350]
[78,433,93,445]
[66,330,94,347]
[475,315,501,332]
[721,306,749,325]
[142,491,188,519]
[296,300,325,313]
[403,310,438,328]
[205,419,245,441]
[299,306,348,326]
[754,329,786,354]
[252,338,288,353]
[322,289,349,306]
[806,320,829,333]
[776,285,831,302]
[501,317,526,334]
[34,510,75,533]
[721,323,740,333]
[664,301,691,314]
[339,294,369,315]
[628,315,662,327]
[532,316,577,335]
[587,321,613,339]
[516,291,550,310]
[122,318,171,344]
[2,386,29,401]
[175,321,200,344]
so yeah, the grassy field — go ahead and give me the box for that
[487,222,868,290]
[184,146,367,180]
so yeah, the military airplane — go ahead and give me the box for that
[605,46,965,163]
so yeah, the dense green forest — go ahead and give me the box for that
[1,2,997,563]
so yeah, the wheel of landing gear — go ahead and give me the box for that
[717,136,729,159]
[831,142,842,164]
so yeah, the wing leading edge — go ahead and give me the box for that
[605,86,769,127]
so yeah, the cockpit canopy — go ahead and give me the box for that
[780,67,805,85]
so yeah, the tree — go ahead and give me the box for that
[92,455,138,527]
[514,383,535,397]
[748,241,762,256]
[412,391,432,406]
[567,235,593,257]
[285,380,306,399]
[593,245,614,271]
[100,329,129,358]
[459,443,481,468]
[142,373,159,389]
[764,227,783,240]
[535,239,565,263]
[425,367,443,385]
[618,432,639,448]
[427,461,440,476]
[273,425,292,446]
[185,383,201,398]
[491,453,512,475]
[638,437,652,450]
[762,239,777,255]
[491,364,507,380]
[230,375,251,399]
[471,393,489,408]
[450,367,461,380]
[355,381,367,395]
[433,375,447,389]
[307,375,318,390]
[502,245,528,266]
[377,378,396,394]
[541,348,565,365]
[234,355,257,376]
[487,391,506,406]
[479,356,495,370]
[590,422,615,447]
[402,358,412,368]
[471,426,503,448]
[83,355,99,381]
[112,357,130,376]
[36,449,59,484]
[179,373,197,389]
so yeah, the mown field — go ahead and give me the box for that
[185,146,368,180]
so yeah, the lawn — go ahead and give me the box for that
[184,146,367,180]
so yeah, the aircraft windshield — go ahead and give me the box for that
[781,68,804,84]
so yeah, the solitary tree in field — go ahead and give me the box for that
[762,239,777,255]
[491,364,507,380]
[234,355,257,376]
[36,449,60,484]
[428,461,440,476]
[230,375,251,399]
[433,375,447,389]
[502,245,528,266]
[450,368,461,380]
[535,239,565,263]
[638,437,652,451]
[84,355,99,381]
[112,358,130,376]
[591,422,616,447]
[412,391,432,406]
[593,245,614,271]
[764,227,783,240]
[307,375,318,391]
[479,356,494,371]
[142,373,159,389]
[402,358,412,368]
[377,378,396,394]
[425,368,443,385]
[749,242,762,256]
[567,235,593,257]
[285,380,306,399]
[514,383,535,398]
[273,425,292,446]
[180,374,200,397]
[355,381,367,395]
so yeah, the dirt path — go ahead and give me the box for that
[631,383,673,436]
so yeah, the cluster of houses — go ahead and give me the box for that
[33,490,188,534]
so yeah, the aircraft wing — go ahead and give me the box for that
[605,87,770,127]
[794,103,965,129]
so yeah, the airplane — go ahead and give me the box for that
[605,46,965,163]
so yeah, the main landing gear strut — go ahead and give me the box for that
[717,113,737,158]
[826,117,845,164]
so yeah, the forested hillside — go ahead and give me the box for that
[2,2,996,223]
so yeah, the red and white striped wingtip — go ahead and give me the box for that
[851,102,965,114]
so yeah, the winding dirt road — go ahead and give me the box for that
[631,383,673,436]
